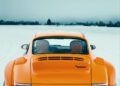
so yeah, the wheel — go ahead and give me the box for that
[3,81,5,86]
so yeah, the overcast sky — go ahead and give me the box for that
[0,0,120,22]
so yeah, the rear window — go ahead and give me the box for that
[32,37,88,54]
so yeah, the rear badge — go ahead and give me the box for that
[75,65,86,68]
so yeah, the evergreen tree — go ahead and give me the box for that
[47,19,52,25]
[98,21,105,26]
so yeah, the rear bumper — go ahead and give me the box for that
[14,83,31,86]
[32,85,91,86]
[14,83,109,86]
[14,83,91,86]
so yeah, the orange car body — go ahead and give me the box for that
[4,32,115,86]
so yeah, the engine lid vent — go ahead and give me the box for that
[37,56,84,61]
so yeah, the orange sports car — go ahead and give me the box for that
[4,32,115,86]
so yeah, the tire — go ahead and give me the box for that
[3,81,5,86]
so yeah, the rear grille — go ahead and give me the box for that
[74,57,83,61]
[61,57,73,60]
[38,57,47,61]
[37,57,84,61]
[48,57,60,60]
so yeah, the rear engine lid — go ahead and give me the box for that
[31,54,91,85]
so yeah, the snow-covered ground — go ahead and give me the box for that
[0,25,120,85]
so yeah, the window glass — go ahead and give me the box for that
[32,37,88,54]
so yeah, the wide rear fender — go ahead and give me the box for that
[92,57,116,86]
[14,56,31,83]
[105,61,116,86]
[4,60,15,86]
[92,57,108,84]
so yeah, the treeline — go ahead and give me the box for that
[0,20,40,25]
[0,19,120,27]
[64,21,120,27]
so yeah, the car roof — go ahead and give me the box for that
[33,32,86,40]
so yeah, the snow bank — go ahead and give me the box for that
[0,25,119,85]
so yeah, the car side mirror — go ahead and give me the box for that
[21,44,29,50]
[90,45,96,50]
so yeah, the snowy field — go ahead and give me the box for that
[0,25,120,85]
